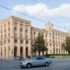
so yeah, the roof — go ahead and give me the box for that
[32,27,48,33]
[0,16,31,24]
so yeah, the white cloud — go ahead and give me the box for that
[12,3,70,18]
[53,22,70,32]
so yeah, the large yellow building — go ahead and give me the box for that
[0,16,69,59]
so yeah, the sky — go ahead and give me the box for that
[0,0,70,32]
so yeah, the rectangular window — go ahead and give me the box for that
[50,44,52,46]
[14,39,17,43]
[8,39,10,43]
[14,22,17,31]
[26,29,28,33]
[20,39,23,43]
[20,28,23,32]
[26,40,28,44]
[4,29,6,33]
[14,27,17,31]
[8,27,10,31]
[34,32,36,35]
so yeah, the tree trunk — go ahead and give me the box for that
[42,51,44,56]
[34,51,36,56]
[68,51,70,55]
[38,51,40,56]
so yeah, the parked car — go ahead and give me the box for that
[20,56,51,68]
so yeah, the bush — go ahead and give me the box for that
[44,54,68,58]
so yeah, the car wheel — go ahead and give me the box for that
[45,62,49,67]
[26,63,32,68]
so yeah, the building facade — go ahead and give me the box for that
[0,16,69,59]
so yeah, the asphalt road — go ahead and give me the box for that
[0,58,70,70]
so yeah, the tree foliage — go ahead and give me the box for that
[32,33,47,56]
[63,36,70,55]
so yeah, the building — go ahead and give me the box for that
[0,16,69,59]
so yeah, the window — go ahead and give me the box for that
[14,27,17,31]
[56,48,58,54]
[26,40,28,44]
[26,29,28,33]
[20,28,23,32]
[8,27,10,31]
[14,39,17,43]
[50,44,52,46]
[20,24,23,27]
[20,39,23,43]
[8,39,10,43]
[46,34,47,37]
[4,46,6,57]
[1,26,2,34]
[50,39,51,42]
[36,57,45,60]
[14,22,17,30]
[8,46,10,50]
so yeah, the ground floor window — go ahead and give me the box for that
[20,47,23,56]
[14,46,17,57]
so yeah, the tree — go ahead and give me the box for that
[63,37,70,55]
[32,33,47,56]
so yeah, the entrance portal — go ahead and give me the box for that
[20,47,23,56]
[26,47,28,57]
[14,47,17,57]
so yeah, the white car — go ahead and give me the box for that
[20,56,51,68]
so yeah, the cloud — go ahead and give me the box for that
[53,22,70,32]
[12,3,70,18]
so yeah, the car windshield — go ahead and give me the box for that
[31,56,46,60]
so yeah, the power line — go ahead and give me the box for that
[0,4,45,22]
[0,4,69,31]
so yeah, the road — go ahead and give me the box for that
[0,58,70,70]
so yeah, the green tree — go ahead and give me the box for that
[32,33,47,56]
[63,37,70,55]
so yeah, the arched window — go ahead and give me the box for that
[26,47,28,57]
[14,46,17,57]
[20,47,23,56]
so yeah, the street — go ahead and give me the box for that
[0,58,70,70]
